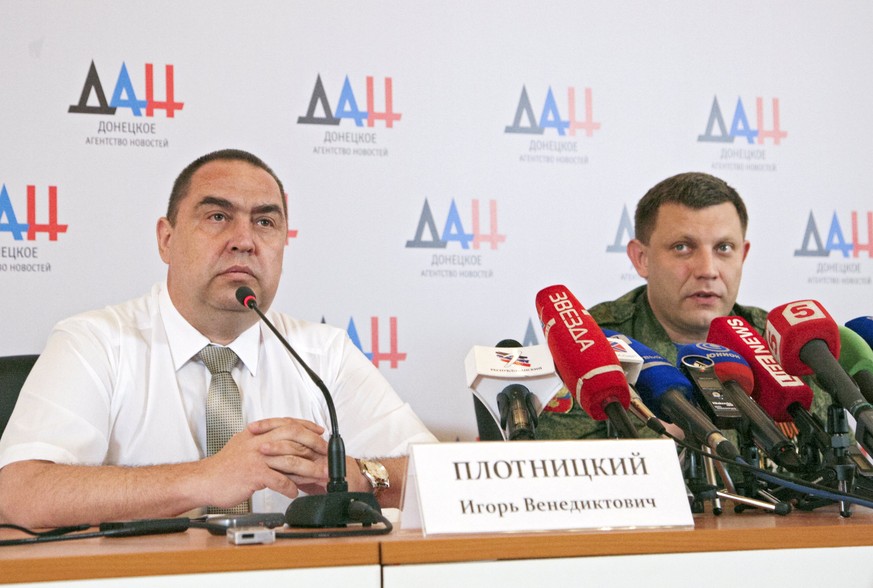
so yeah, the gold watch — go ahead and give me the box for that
[357,459,389,496]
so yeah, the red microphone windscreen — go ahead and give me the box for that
[707,315,813,421]
[534,284,629,420]
[711,362,755,395]
[765,300,841,376]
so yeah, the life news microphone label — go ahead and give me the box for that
[402,439,692,535]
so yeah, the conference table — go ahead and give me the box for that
[2,506,873,587]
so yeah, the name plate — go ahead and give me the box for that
[403,439,692,535]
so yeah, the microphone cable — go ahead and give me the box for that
[659,429,873,512]
[0,504,394,546]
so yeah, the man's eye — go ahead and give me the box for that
[257,218,275,227]
[210,213,226,222]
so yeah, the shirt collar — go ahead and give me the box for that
[159,283,261,376]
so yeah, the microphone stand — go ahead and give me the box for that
[687,438,790,515]
[685,449,718,514]
[793,404,855,517]
[705,446,787,514]
[236,287,382,527]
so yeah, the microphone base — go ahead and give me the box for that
[285,492,382,528]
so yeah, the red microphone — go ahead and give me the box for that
[766,300,873,455]
[765,300,840,377]
[535,285,636,437]
[707,316,813,422]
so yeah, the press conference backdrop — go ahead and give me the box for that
[2,1,871,441]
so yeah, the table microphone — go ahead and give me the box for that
[235,286,381,527]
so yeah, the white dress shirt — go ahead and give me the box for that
[0,282,435,513]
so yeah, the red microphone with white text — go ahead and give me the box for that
[766,300,873,457]
[707,316,815,423]
[534,285,638,438]
[707,315,834,473]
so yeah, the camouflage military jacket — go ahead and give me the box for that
[536,285,770,440]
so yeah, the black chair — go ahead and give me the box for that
[0,355,38,437]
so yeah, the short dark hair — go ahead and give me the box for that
[166,149,287,225]
[634,172,748,244]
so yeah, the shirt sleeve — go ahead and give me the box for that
[0,316,116,468]
[324,329,437,456]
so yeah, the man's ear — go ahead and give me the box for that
[156,217,173,264]
[626,239,649,279]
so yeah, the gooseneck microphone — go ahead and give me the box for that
[235,286,382,527]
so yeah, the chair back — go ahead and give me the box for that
[0,355,38,437]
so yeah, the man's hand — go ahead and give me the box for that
[200,417,330,509]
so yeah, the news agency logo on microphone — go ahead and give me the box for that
[0,183,67,275]
[504,84,598,166]
[693,342,740,359]
[697,94,786,173]
[406,197,505,281]
[495,350,531,368]
[297,73,400,158]
[793,209,873,287]
[67,59,184,149]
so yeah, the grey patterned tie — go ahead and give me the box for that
[198,344,250,514]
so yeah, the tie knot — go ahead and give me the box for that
[198,345,239,375]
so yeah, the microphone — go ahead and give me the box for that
[675,350,744,431]
[765,300,873,456]
[707,316,814,422]
[676,343,803,471]
[838,325,873,406]
[534,285,637,438]
[706,315,835,469]
[846,316,873,350]
[615,334,740,461]
[497,384,537,440]
[494,340,536,440]
[465,340,563,441]
[602,330,665,436]
[235,286,382,527]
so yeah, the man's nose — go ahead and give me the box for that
[694,249,718,278]
[228,219,255,252]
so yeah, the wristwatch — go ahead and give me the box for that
[357,459,390,497]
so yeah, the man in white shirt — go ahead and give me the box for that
[0,149,435,527]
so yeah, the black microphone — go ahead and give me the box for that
[494,340,537,440]
[466,339,562,441]
[497,384,537,440]
[235,286,381,527]
[676,343,803,472]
